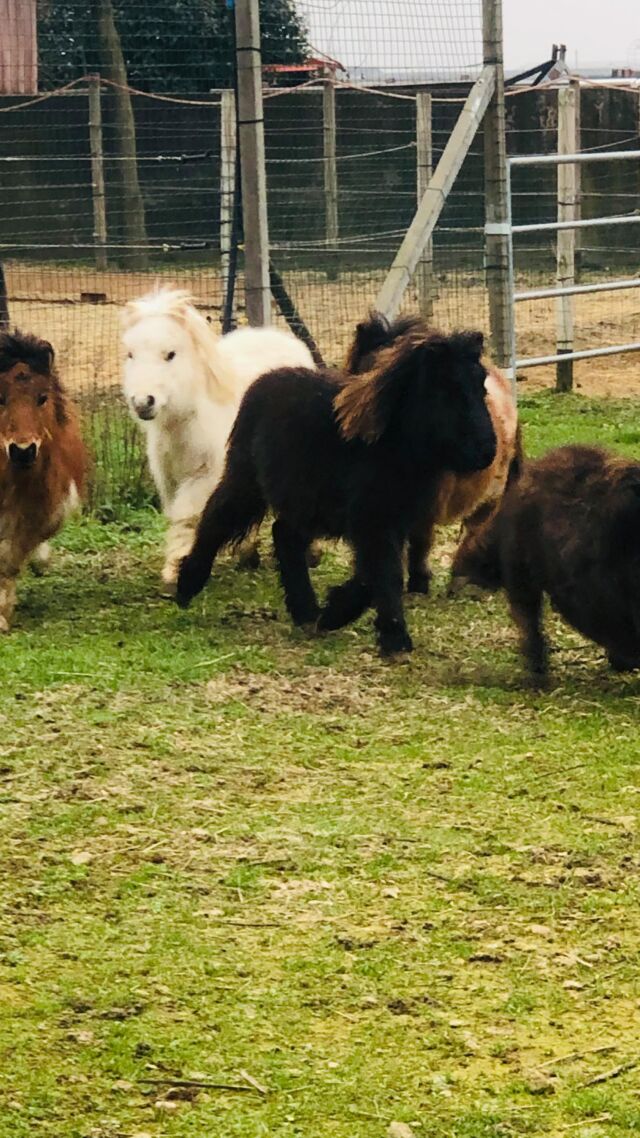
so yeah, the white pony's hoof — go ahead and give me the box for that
[0,615,11,633]
[30,542,52,577]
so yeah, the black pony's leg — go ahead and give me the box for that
[508,588,548,680]
[176,475,265,608]
[355,532,412,656]
[318,575,371,631]
[407,519,435,595]
[272,518,320,626]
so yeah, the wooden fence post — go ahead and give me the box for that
[220,88,237,320]
[415,90,434,319]
[323,79,339,279]
[235,0,271,326]
[556,82,579,392]
[88,74,107,272]
[483,0,514,378]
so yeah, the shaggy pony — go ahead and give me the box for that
[121,287,315,587]
[346,312,521,594]
[0,331,87,631]
[176,317,497,656]
[453,445,640,677]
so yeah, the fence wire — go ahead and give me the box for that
[0,2,639,506]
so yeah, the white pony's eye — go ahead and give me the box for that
[127,352,133,359]
[165,350,176,362]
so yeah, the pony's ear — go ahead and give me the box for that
[30,337,55,376]
[42,340,55,372]
[458,330,484,360]
[344,312,387,375]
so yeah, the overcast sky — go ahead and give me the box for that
[503,0,638,70]
[299,0,639,77]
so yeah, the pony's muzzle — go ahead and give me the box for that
[132,394,157,421]
[7,441,38,468]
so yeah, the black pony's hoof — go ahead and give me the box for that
[290,605,321,628]
[608,651,640,673]
[407,572,431,595]
[378,628,414,657]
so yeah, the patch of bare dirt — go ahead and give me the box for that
[204,666,390,716]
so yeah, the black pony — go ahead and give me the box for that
[176,316,496,656]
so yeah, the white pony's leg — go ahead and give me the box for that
[162,475,219,588]
[30,542,52,576]
[0,577,17,633]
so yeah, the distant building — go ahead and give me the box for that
[262,56,345,87]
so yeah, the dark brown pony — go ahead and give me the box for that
[0,331,87,631]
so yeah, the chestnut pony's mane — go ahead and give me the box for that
[121,287,238,403]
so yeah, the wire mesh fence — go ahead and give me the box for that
[0,1,639,508]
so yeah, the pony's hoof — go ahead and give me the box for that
[608,651,640,673]
[0,615,10,634]
[407,572,431,595]
[291,606,321,628]
[379,629,413,657]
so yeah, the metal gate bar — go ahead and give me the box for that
[506,149,640,381]
[515,277,640,302]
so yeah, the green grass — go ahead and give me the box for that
[2,394,640,1138]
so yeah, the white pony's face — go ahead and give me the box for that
[122,315,201,421]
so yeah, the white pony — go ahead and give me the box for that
[121,287,315,587]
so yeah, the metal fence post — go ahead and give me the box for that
[555,82,579,392]
[483,0,514,380]
[235,0,271,326]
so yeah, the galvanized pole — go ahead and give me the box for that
[483,0,514,381]
[555,81,579,392]
[234,0,271,325]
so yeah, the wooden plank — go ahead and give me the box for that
[220,88,237,318]
[235,0,271,326]
[375,66,495,321]
[483,0,513,375]
[88,75,108,272]
[0,0,37,94]
[323,80,338,279]
[415,91,434,319]
[556,83,578,392]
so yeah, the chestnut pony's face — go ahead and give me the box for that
[0,338,63,470]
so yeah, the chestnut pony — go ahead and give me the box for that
[0,331,87,631]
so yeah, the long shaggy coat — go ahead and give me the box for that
[121,288,315,586]
[345,313,521,593]
[0,331,87,631]
[176,317,497,656]
[453,444,640,676]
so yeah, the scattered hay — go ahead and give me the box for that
[205,666,390,716]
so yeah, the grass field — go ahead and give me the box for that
[2,393,640,1138]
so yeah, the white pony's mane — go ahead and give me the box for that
[121,286,238,403]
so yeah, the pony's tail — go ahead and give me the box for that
[176,447,266,608]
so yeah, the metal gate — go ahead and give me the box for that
[506,149,640,382]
